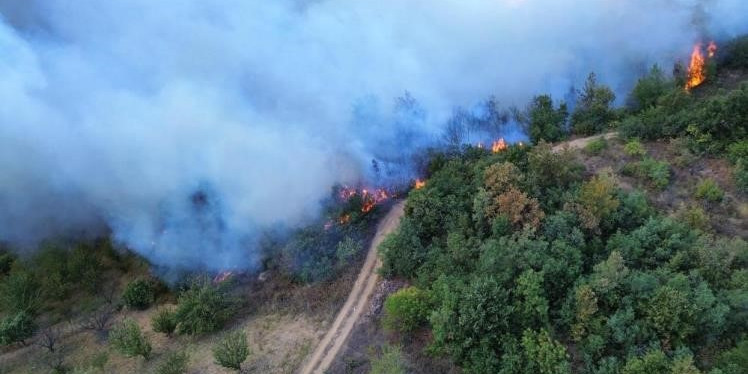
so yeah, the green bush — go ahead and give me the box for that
[584,138,608,155]
[0,270,41,314]
[175,278,234,335]
[0,311,36,345]
[623,139,646,157]
[735,159,748,194]
[694,178,724,202]
[382,287,431,333]
[66,244,103,294]
[526,94,569,144]
[727,141,748,164]
[212,331,250,371]
[0,251,15,276]
[370,344,407,374]
[122,279,155,310]
[151,307,177,335]
[156,351,189,374]
[109,319,152,359]
[622,157,670,190]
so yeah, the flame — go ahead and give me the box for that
[685,41,716,90]
[414,179,426,189]
[338,214,351,224]
[491,138,507,153]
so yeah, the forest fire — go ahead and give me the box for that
[685,41,717,90]
[492,138,508,153]
[414,179,426,189]
[338,185,391,214]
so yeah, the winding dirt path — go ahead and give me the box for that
[300,201,405,374]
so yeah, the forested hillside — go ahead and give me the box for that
[376,37,748,374]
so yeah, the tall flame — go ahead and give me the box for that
[685,41,716,90]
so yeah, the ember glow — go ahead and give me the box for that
[414,179,426,189]
[685,41,717,90]
[338,185,391,213]
[492,138,508,153]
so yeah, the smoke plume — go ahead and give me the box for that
[1,0,746,270]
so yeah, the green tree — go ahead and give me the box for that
[109,319,152,359]
[122,278,155,310]
[515,269,549,329]
[382,286,431,333]
[571,73,617,135]
[645,286,696,344]
[629,65,670,112]
[0,269,41,314]
[526,95,569,144]
[212,331,250,371]
[175,278,234,335]
[621,350,669,374]
[521,329,571,374]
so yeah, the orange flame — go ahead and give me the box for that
[685,41,716,90]
[414,179,426,189]
[491,138,507,153]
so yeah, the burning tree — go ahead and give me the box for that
[685,41,717,90]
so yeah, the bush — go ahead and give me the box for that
[584,137,608,155]
[212,331,250,371]
[122,279,155,310]
[66,244,103,294]
[0,251,15,277]
[735,159,748,194]
[382,287,431,333]
[0,270,41,314]
[175,278,234,335]
[156,351,189,374]
[623,139,646,157]
[109,319,152,359]
[370,344,407,374]
[727,140,748,164]
[151,307,177,335]
[0,311,36,345]
[674,204,710,231]
[694,178,724,202]
[622,157,670,190]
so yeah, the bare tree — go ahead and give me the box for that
[34,325,62,353]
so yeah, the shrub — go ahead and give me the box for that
[623,139,646,157]
[212,331,250,371]
[156,351,190,374]
[382,287,431,333]
[694,178,724,202]
[727,140,748,164]
[122,279,155,310]
[0,251,15,276]
[66,244,103,294]
[674,204,710,231]
[0,311,36,345]
[0,270,41,314]
[622,158,670,190]
[109,319,152,359]
[151,307,178,335]
[370,344,407,374]
[584,137,608,155]
[735,159,748,194]
[175,278,234,335]
[335,236,362,269]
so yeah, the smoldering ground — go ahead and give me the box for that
[0,0,746,271]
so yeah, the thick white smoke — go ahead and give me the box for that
[0,0,746,270]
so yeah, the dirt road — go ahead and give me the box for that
[552,132,617,152]
[300,201,406,374]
